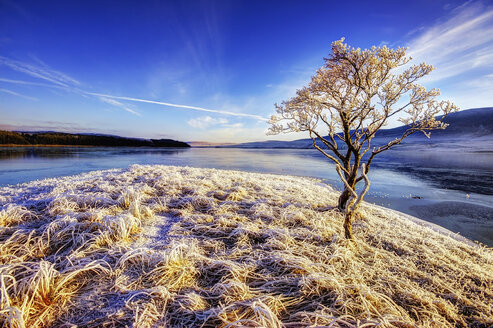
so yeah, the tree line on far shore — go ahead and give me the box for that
[0,130,190,148]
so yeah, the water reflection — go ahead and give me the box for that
[0,147,78,160]
[0,146,188,160]
[377,163,493,195]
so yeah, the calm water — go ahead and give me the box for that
[1,146,492,244]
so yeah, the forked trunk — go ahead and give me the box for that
[338,188,355,239]
[343,211,354,239]
[337,188,352,211]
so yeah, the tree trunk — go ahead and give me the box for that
[343,211,354,239]
[337,188,352,211]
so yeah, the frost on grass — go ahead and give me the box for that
[0,165,492,327]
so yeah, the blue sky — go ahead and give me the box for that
[1,0,492,143]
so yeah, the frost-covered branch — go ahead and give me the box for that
[268,38,459,239]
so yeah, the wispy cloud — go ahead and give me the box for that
[98,96,141,116]
[1,56,268,121]
[187,116,228,129]
[407,1,493,83]
[0,77,60,88]
[0,120,124,135]
[0,56,80,87]
[0,57,143,116]
[86,92,269,121]
[0,88,37,100]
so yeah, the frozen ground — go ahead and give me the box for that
[1,165,492,327]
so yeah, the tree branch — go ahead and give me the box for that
[310,130,347,174]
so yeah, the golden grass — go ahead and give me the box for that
[0,164,491,327]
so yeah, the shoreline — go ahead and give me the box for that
[368,203,479,247]
[365,194,493,246]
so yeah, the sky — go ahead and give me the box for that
[1,0,492,143]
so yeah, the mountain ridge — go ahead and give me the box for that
[226,107,493,149]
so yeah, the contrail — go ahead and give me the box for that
[0,76,268,121]
[86,92,269,121]
[0,88,38,101]
[98,96,141,116]
[0,56,80,87]
[0,77,61,88]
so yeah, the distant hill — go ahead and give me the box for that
[0,131,190,148]
[375,107,493,139]
[227,107,493,149]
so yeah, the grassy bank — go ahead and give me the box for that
[0,165,492,327]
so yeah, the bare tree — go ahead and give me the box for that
[268,39,459,239]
